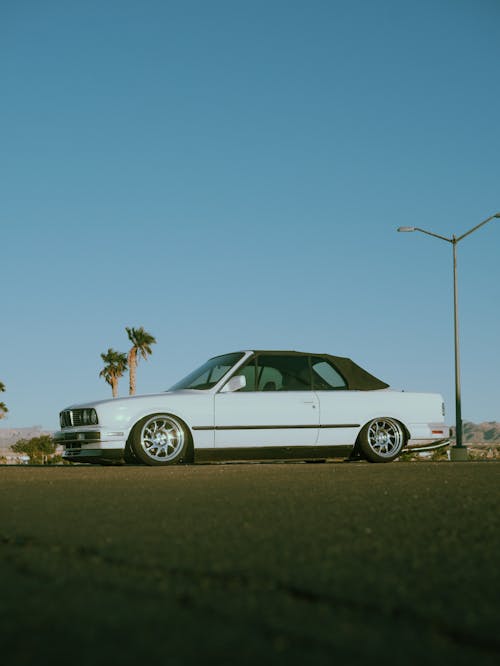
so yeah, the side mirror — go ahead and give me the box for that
[220,375,246,393]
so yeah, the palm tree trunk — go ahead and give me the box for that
[128,349,137,395]
[111,377,118,398]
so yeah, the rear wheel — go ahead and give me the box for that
[358,417,405,463]
[130,414,193,466]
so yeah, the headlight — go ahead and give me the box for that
[82,409,98,425]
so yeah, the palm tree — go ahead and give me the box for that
[99,349,128,398]
[126,326,156,396]
[0,381,7,419]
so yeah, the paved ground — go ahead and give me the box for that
[0,461,499,665]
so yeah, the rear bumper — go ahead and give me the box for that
[407,423,450,441]
[405,423,451,452]
[403,438,451,453]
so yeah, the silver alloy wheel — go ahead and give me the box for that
[139,415,185,462]
[366,418,404,458]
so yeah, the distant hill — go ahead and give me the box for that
[0,427,53,451]
[463,422,500,444]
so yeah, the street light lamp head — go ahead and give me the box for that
[494,213,500,218]
[397,226,416,232]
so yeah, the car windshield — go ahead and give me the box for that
[169,352,245,391]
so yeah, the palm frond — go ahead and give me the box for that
[126,327,156,361]
[99,348,128,380]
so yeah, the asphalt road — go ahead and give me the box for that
[0,461,499,665]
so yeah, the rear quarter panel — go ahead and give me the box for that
[316,389,444,445]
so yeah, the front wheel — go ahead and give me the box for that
[130,414,193,466]
[357,417,405,463]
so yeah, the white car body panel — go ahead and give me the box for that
[315,389,445,445]
[61,391,215,452]
[213,392,320,447]
[55,350,449,463]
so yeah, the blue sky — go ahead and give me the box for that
[1,0,499,431]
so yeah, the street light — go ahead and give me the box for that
[398,213,500,461]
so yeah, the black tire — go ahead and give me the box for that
[130,413,193,466]
[123,439,141,464]
[357,417,405,463]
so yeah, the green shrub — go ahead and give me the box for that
[11,435,58,464]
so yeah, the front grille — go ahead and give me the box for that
[60,410,84,427]
[60,409,98,428]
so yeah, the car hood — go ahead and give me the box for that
[63,390,205,411]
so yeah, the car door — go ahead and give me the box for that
[214,353,319,448]
[311,356,362,446]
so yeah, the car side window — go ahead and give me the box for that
[256,355,312,391]
[235,358,258,391]
[311,357,347,390]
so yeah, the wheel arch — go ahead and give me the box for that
[351,415,409,461]
[124,411,195,464]
[355,415,410,442]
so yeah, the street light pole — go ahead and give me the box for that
[452,236,462,449]
[397,213,500,460]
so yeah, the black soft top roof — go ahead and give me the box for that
[244,350,389,391]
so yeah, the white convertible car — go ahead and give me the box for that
[55,350,449,465]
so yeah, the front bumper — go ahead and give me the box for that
[62,448,125,464]
[54,428,127,464]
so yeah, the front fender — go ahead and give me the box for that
[97,394,214,446]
